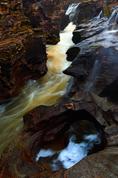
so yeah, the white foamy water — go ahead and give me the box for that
[36,134,100,170]
[108,8,118,25]
[66,3,80,16]
[66,3,80,21]
[96,10,103,20]
[36,149,55,161]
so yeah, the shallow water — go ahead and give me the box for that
[0,23,76,154]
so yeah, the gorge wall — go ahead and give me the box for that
[0,0,76,103]
[0,0,103,103]
[1,1,118,178]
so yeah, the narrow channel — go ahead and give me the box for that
[0,22,76,154]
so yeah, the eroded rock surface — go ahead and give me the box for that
[0,0,48,102]
[64,3,118,150]
[0,0,81,103]
[0,1,118,178]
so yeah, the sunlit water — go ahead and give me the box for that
[0,22,76,154]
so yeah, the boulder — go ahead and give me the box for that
[0,103,106,177]
[64,46,118,102]
[62,147,118,178]
[72,17,107,44]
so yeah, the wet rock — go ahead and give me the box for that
[0,1,118,178]
[23,104,106,154]
[60,15,70,31]
[62,147,118,178]
[64,46,118,101]
[1,0,101,103]
[64,8,118,103]
[66,46,80,61]
[68,1,102,25]
[0,35,47,101]
[64,6,118,152]
[0,0,48,102]
[22,0,60,44]
[72,17,107,44]
[0,103,106,177]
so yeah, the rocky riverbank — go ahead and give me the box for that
[0,0,118,178]
[0,0,84,103]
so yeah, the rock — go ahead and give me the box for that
[64,7,118,150]
[64,46,118,100]
[0,103,106,177]
[0,0,48,102]
[0,1,118,178]
[64,7,118,102]
[22,0,60,44]
[0,35,47,102]
[62,147,118,178]
[0,0,82,103]
[1,0,100,103]
[72,17,107,44]
[23,104,105,154]
[60,14,70,31]
[72,1,118,44]
[66,46,80,61]
[69,1,102,25]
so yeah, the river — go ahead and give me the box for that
[0,22,76,154]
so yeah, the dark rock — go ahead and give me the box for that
[64,44,118,103]
[60,15,70,31]
[1,1,118,178]
[100,78,118,103]
[0,0,84,103]
[0,102,106,177]
[0,0,49,102]
[72,17,107,44]
[62,147,118,178]
[0,0,104,103]
[23,104,106,154]
[72,1,102,25]
[64,7,118,152]
[0,34,47,101]
[66,46,80,61]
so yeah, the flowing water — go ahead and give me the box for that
[35,133,101,171]
[0,22,76,154]
[66,3,80,21]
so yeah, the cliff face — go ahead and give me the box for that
[0,0,80,103]
[0,0,49,102]
[0,0,102,102]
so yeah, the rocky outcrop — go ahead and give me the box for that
[0,0,77,103]
[0,1,118,178]
[57,147,118,178]
[64,46,118,100]
[23,104,106,152]
[1,0,100,103]
[64,6,118,148]
[72,17,107,44]
[0,0,48,103]
[0,0,103,103]
[0,103,106,177]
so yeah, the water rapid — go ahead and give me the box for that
[0,22,76,154]
[35,133,101,171]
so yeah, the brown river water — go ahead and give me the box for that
[0,23,76,155]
